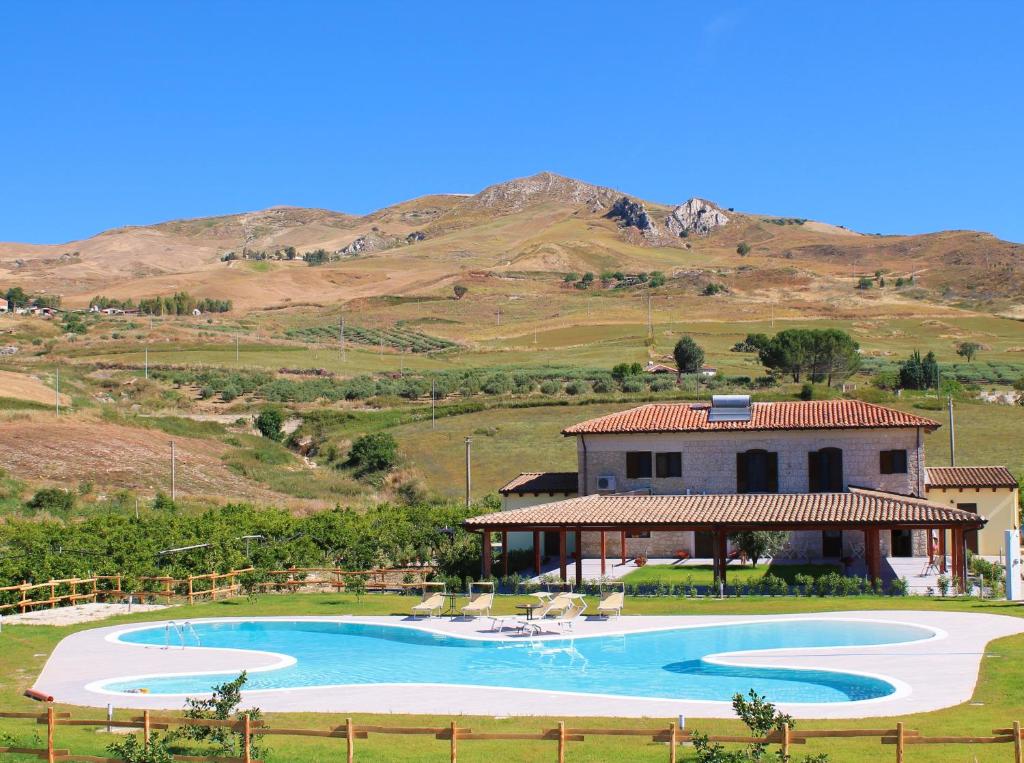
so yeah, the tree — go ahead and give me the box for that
[255,407,284,441]
[348,432,398,474]
[580,271,595,285]
[898,350,940,390]
[758,329,859,385]
[453,284,468,300]
[729,531,788,567]
[4,287,29,308]
[563,272,579,283]
[27,488,75,515]
[956,341,981,363]
[736,242,751,256]
[648,271,666,287]
[611,362,644,382]
[177,672,265,759]
[673,336,705,375]
[857,276,873,289]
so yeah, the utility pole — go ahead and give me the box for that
[647,294,653,336]
[170,441,176,501]
[144,347,149,379]
[339,315,346,361]
[235,334,239,363]
[431,379,436,429]
[496,306,501,327]
[948,396,956,466]
[464,437,472,507]
[55,367,60,416]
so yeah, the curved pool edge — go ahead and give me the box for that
[33,610,1024,719]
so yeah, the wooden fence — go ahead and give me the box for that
[3,708,1024,763]
[0,567,435,614]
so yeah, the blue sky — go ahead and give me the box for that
[1,1,1022,244]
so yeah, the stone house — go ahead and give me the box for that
[497,396,992,566]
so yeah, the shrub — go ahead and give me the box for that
[888,577,909,596]
[650,375,676,392]
[348,432,398,474]
[799,383,814,400]
[255,407,284,441]
[591,374,614,393]
[539,380,561,395]
[482,373,513,395]
[736,242,751,256]
[27,488,75,515]
[564,380,589,395]
[622,377,645,393]
[857,276,874,289]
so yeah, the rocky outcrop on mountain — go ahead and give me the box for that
[665,198,729,237]
[606,196,658,234]
[341,231,404,255]
[467,171,619,214]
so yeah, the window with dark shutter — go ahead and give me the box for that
[880,449,908,474]
[737,449,778,493]
[626,451,652,479]
[655,452,682,478]
[809,448,843,492]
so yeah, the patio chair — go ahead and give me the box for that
[597,582,625,618]
[461,581,495,618]
[411,582,446,618]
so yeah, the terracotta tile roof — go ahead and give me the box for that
[562,400,940,435]
[465,488,984,529]
[926,466,1018,489]
[499,472,579,495]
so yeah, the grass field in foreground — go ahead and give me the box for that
[622,563,840,586]
[3,594,1024,761]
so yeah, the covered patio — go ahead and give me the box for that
[464,488,986,594]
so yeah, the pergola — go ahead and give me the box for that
[464,488,986,593]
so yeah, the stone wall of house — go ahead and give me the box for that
[577,427,926,497]
[578,528,927,562]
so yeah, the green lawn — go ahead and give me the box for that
[622,562,840,586]
[3,594,1024,761]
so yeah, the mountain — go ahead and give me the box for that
[1,172,1021,312]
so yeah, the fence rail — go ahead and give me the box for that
[0,566,435,615]
[3,709,1024,763]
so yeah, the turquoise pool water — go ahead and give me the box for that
[102,619,930,703]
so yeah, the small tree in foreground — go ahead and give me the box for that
[729,531,788,567]
[453,284,468,300]
[691,689,829,762]
[175,672,265,759]
[108,733,174,763]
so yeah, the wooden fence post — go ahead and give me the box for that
[1014,720,1022,763]
[188,575,194,606]
[346,717,354,763]
[668,721,677,763]
[781,721,790,759]
[46,705,55,763]
[242,714,251,763]
[557,720,565,763]
[143,710,151,749]
[895,721,904,763]
[450,719,457,763]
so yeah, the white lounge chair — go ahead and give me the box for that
[597,582,625,618]
[526,593,588,635]
[411,582,446,618]
[461,581,494,618]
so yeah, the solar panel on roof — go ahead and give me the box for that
[707,394,752,422]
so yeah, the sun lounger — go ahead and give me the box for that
[597,582,625,618]
[411,583,445,618]
[526,594,588,635]
[461,582,494,618]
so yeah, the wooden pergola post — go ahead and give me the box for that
[533,530,542,576]
[715,530,728,585]
[558,529,567,582]
[600,531,607,576]
[938,528,947,573]
[481,528,492,578]
[574,528,583,588]
[865,527,880,582]
[501,532,509,577]
[620,530,627,565]
[953,527,967,592]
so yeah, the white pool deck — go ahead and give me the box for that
[32,610,1024,719]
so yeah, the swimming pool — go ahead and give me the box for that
[96,618,932,704]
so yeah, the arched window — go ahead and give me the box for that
[808,447,843,492]
[736,449,778,493]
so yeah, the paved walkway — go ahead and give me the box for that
[32,610,1024,719]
